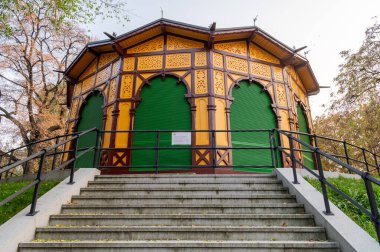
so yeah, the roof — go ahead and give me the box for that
[64,18,319,95]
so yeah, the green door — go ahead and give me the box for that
[230,81,280,173]
[75,92,104,168]
[131,76,191,171]
[297,105,315,169]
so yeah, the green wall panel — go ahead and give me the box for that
[75,92,104,168]
[230,81,280,173]
[131,76,191,171]
[297,105,315,169]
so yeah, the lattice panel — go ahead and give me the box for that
[111,60,121,76]
[108,78,117,102]
[273,67,284,81]
[74,83,82,97]
[214,70,225,96]
[96,66,111,84]
[166,35,204,50]
[213,53,224,68]
[127,36,164,54]
[120,75,133,98]
[276,84,287,106]
[195,52,207,66]
[165,53,191,68]
[79,59,97,80]
[123,57,135,71]
[249,43,280,64]
[194,70,208,94]
[251,62,271,79]
[216,149,230,166]
[195,149,211,165]
[226,56,248,74]
[82,75,94,92]
[214,41,247,56]
[98,53,118,69]
[137,55,163,70]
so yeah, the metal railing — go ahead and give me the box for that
[276,129,380,243]
[0,128,97,215]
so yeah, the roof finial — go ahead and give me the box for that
[160,7,164,19]
[253,14,258,26]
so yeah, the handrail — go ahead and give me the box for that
[0,127,97,215]
[275,129,380,243]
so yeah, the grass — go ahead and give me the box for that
[305,176,380,240]
[0,180,59,225]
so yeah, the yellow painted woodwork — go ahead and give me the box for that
[111,59,121,76]
[195,98,209,145]
[82,76,94,93]
[73,83,81,97]
[79,59,97,81]
[279,109,290,151]
[213,70,225,96]
[127,36,164,54]
[196,150,208,165]
[195,52,207,66]
[102,106,113,148]
[226,56,248,74]
[213,53,224,68]
[165,53,191,68]
[137,55,163,70]
[194,70,208,94]
[123,57,135,71]
[169,71,188,77]
[70,99,79,119]
[276,84,287,106]
[108,78,117,102]
[228,73,245,82]
[115,102,131,148]
[96,66,111,84]
[120,75,133,98]
[214,41,247,56]
[249,43,280,64]
[98,53,118,69]
[273,67,284,81]
[166,35,204,50]
[215,98,228,146]
[250,62,271,79]
[135,76,144,93]
[184,74,191,92]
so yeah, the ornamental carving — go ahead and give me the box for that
[108,78,117,102]
[121,75,133,98]
[226,56,248,73]
[112,60,120,76]
[195,70,207,94]
[213,53,224,68]
[250,62,271,79]
[195,52,207,66]
[214,41,247,56]
[165,53,191,68]
[123,57,135,71]
[277,84,287,106]
[137,55,163,70]
[82,75,94,92]
[127,36,164,54]
[250,44,280,64]
[273,67,284,81]
[79,59,97,80]
[98,53,118,69]
[214,70,225,96]
[96,66,110,84]
[166,35,204,50]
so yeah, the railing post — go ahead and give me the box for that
[363,172,380,242]
[373,153,380,176]
[51,137,60,171]
[68,134,79,185]
[288,134,299,184]
[92,129,99,168]
[314,141,333,215]
[362,148,369,172]
[211,130,217,174]
[5,150,13,178]
[27,149,47,216]
[154,130,159,175]
[343,140,352,174]
[269,130,276,168]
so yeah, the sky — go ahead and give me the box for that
[86,0,380,117]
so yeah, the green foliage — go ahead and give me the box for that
[0,180,59,225]
[305,176,380,240]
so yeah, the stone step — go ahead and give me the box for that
[96,174,277,178]
[19,240,340,252]
[80,187,289,196]
[70,194,296,205]
[93,176,279,183]
[49,213,315,227]
[61,203,306,214]
[35,226,327,241]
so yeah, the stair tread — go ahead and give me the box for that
[72,194,294,199]
[62,203,304,207]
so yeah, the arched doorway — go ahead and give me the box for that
[230,80,279,172]
[75,92,104,168]
[297,104,315,169]
[131,76,191,171]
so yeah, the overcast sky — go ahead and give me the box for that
[85,0,380,117]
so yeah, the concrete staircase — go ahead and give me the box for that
[19,174,339,251]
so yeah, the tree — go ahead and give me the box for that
[314,20,380,173]
[0,0,129,174]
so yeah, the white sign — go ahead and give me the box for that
[172,132,191,145]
